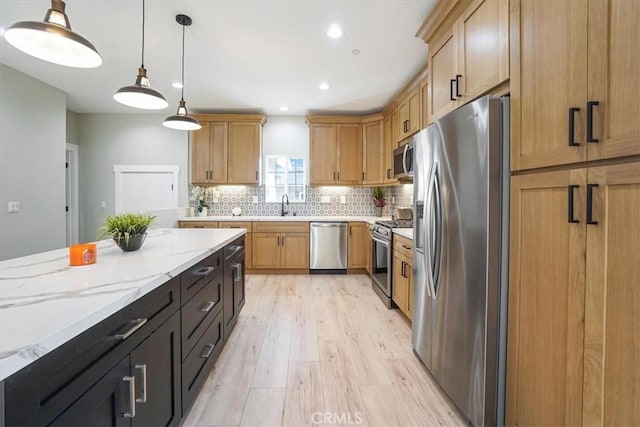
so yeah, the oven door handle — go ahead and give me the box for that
[371,236,390,247]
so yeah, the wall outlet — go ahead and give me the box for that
[321,196,331,204]
[340,196,346,204]
[100,201,106,209]
[252,196,258,204]
[7,201,20,213]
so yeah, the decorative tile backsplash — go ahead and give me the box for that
[188,184,414,217]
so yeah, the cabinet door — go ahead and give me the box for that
[405,260,413,321]
[209,122,228,183]
[407,89,420,135]
[191,122,211,185]
[587,0,640,161]
[336,124,363,184]
[281,233,309,269]
[398,100,410,138]
[457,0,509,103]
[228,122,260,184]
[382,115,396,183]
[50,357,131,427]
[223,261,237,337]
[130,312,181,427]
[392,253,408,313]
[347,223,367,269]
[252,233,280,268]
[420,79,429,129]
[310,124,337,184]
[510,0,588,170]
[365,228,372,274]
[583,162,640,426]
[429,29,458,122]
[233,256,246,315]
[363,121,383,184]
[390,110,399,147]
[507,169,587,426]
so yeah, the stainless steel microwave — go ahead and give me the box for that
[393,142,414,180]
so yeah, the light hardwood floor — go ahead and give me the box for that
[183,274,465,427]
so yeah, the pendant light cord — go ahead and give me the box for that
[181,23,185,100]
[141,0,145,68]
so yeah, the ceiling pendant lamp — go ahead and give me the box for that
[163,15,201,131]
[113,0,168,110]
[3,0,102,68]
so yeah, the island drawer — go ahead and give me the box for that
[181,250,223,303]
[182,309,224,414]
[181,273,223,360]
[224,235,245,265]
[4,277,180,426]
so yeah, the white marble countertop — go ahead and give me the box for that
[178,215,391,225]
[0,228,244,382]
[393,228,414,240]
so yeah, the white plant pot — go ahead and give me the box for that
[197,207,208,217]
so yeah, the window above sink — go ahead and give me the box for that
[264,156,305,203]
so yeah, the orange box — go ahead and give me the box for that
[69,243,97,266]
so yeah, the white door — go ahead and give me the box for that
[114,165,180,214]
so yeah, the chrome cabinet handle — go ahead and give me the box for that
[135,364,147,403]
[195,266,215,276]
[201,344,215,359]
[114,318,147,340]
[123,376,136,418]
[232,263,242,282]
[201,301,215,313]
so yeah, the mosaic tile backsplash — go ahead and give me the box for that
[189,184,414,217]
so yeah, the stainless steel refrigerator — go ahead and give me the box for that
[412,96,509,427]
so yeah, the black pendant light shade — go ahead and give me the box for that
[4,0,102,68]
[114,0,168,110]
[163,14,201,131]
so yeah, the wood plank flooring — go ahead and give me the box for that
[182,274,465,427]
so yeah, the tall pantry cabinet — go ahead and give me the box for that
[506,0,640,425]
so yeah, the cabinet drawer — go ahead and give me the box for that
[181,250,223,303]
[181,274,223,360]
[182,309,224,414]
[252,221,309,233]
[224,235,245,265]
[393,234,413,259]
[4,277,180,426]
[179,221,219,228]
[218,221,252,230]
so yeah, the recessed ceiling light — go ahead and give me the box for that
[280,106,289,111]
[327,24,344,39]
[319,82,331,90]
[352,49,360,55]
[172,82,183,89]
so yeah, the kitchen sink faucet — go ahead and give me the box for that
[281,193,289,216]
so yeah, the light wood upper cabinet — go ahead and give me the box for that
[347,222,368,269]
[228,122,261,184]
[583,162,640,426]
[511,0,639,170]
[390,110,399,147]
[420,79,429,130]
[383,114,397,183]
[507,161,640,426]
[426,0,509,123]
[308,121,362,185]
[363,120,384,184]
[398,88,420,139]
[191,122,228,185]
[191,115,264,185]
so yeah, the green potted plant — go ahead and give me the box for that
[196,196,209,217]
[97,213,155,252]
[372,186,386,216]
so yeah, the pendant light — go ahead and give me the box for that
[163,15,201,131]
[113,0,168,110]
[3,0,102,68]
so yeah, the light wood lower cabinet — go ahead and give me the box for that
[252,222,310,269]
[507,161,640,426]
[347,222,368,269]
[392,234,413,320]
[178,221,219,228]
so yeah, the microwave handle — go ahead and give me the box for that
[402,143,409,175]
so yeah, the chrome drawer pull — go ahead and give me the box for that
[200,301,215,313]
[135,364,147,403]
[195,266,215,276]
[201,344,215,359]
[123,376,136,418]
[114,318,147,340]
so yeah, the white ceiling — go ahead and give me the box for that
[0,0,435,116]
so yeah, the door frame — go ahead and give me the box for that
[113,165,180,214]
[65,143,79,246]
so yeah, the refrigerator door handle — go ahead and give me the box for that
[424,163,437,300]
[432,165,443,298]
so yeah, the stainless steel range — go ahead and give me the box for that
[370,219,412,307]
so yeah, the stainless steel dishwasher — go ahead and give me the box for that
[309,222,347,273]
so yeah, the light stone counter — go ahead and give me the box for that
[178,215,391,226]
[0,227,244,381]
[393,228,414,240]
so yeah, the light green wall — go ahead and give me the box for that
[0,64,67,260]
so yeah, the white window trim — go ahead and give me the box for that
[113,165,180,214]
[264,156,306,203]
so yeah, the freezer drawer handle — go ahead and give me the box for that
[587,101,600,143]
[586,183,599,225]
[568,108,580,146]
[568,185,580,223]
